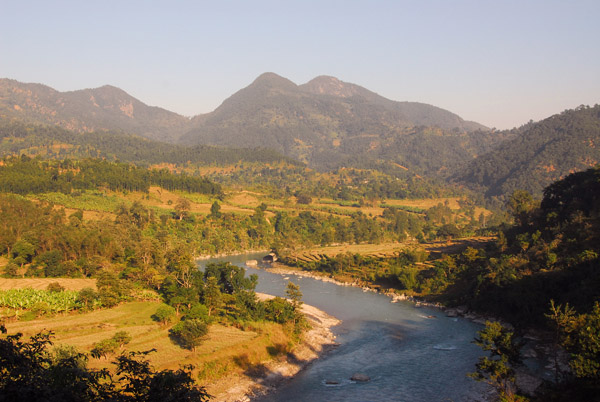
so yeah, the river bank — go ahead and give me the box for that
[207,293,341,402]
[195,249,270,261]
[265,262,553,398]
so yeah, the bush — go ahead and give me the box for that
[90,338,118,359]
[112,331,132,350]
[169,319,209,351]
[47,282,65,293]
[91,331,131,359]
[76,287,99,310]
[152,304,176,325]
[185,304,209,321]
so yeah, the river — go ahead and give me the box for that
[198,253,488,402]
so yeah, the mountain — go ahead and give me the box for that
[181,73,490,171]
[452,105,600,198]
[1,74,495,174]
[300,75,486,131]
[0,79,189,142]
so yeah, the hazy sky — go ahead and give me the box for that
[1,0,598,129]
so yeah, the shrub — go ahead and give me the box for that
[152,304,176,326]
[76,287,99,310]
[47,282,65,293]
[185,304,209,321]
[90,338,118,359]
[169,319,209,351]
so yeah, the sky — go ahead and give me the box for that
[1,0,599,129]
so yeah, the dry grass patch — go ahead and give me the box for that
[290,242,412,260]
[384,197,462,210]
[227,192,262,207]
[0,278,97,291]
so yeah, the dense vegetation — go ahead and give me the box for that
[0,324,211,402]
[0,120,297,167]
[0,155,222,195]
[454,105,600,198]
[280,167,600,400]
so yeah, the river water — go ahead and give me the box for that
[198,253,488,402]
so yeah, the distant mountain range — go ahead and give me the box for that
[2,75,598,199]
[0,74,491,169]
[181,73,489,167]
[0,79,189,142]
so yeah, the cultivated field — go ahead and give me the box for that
[0,278,97,291]
[3,300,293,397]
[286,237,495,263]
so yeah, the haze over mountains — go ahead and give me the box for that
[0,79,189,142]
[1,74,599,198]
[1,74,488,158]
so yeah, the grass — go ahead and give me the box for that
[3,300,295,390]
[0,278,97,291]
[31,191,125,213]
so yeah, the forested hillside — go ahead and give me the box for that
[181,73,496,172]
[0,120,298,167]
[0,156,222,195]
[453,105,600,198]
[0,79,189,142]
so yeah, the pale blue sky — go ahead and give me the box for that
[1,0,598,129]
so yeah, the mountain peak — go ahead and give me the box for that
[250,72,297,89]
[301,75,363,98]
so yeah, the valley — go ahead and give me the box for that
[0,76,599,402]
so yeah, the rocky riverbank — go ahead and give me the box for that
[264,262,553,398]
[208,294,341,402]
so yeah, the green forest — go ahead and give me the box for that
[0,102,599,401]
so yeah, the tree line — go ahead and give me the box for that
[0,155,222,195]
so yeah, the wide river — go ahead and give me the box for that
[198,253,488,402]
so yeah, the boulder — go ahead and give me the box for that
[350,373,370,382]
[445,309,458,317]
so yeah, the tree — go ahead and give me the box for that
[174,198,191,221]
[507,190,537,227]
[469,321,524,401]
[210,201,221,218]
[114,351,211,402]
[76,287,99,310]
[10,239,35,270]
[0,325,211,401]
[152,304,176,326]
[295,193,312,205]
[169,319,209,352]
[285,281,303,309]
[203,277,222,317]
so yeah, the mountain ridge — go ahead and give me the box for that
[452,105,600,197]
[0,78,190,142]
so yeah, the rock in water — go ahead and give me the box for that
[351,373,370,382]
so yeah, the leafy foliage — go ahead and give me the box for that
[469,321,526,402]
[0,156,222,196]
[0,325,211,402]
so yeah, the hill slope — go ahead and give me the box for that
[0,120,298,167]
[452,105,600,197]
[1,74,497,174]
[180,73,491,170]
[0,79,189,142]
